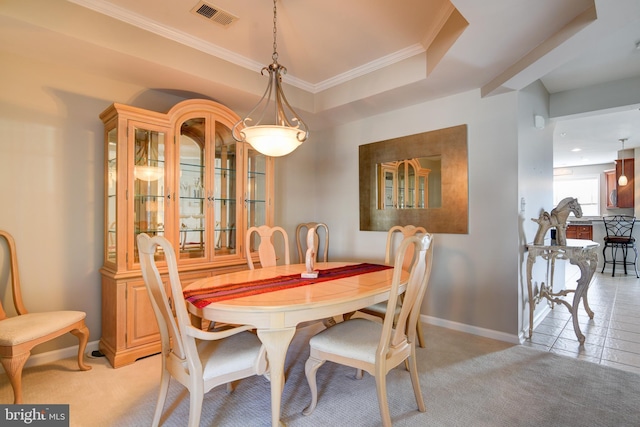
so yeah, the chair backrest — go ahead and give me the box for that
[385,225,427,270]
[137,233,193,368]
[381,233,434,353]
[245,225,290,269]
[0,230,29,319]
[296,222,329,263]
[603,215,635,239]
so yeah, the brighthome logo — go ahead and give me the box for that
[0,405,69,426]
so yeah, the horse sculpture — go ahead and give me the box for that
[532,197,583,245]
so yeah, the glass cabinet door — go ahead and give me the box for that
[106,128,117,264]
[178,117,207,261]
[406,161,416,208]
[213,123,238,257]
[133,126,166,264]
[398,162,405,209]
[245,146,267,230]
[417,175,426,208]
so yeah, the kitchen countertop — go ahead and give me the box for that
[568,217,598,224]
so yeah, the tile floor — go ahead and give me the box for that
[523,260,640,374]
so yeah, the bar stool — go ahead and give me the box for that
[601,215,639,277]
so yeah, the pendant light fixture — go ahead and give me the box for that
[232,0,308,157]
[618,138,629,186]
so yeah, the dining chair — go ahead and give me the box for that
[137,233,269,427]
[601,215,639,277]
[245,225,290,269]
[355,225,428,347]
[303,233,434,426]
[0,230,91,404]
[295,222,329,263]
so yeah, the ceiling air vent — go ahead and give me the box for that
[191,2,238,27]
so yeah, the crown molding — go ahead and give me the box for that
[68,0,426,95]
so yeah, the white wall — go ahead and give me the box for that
[278,87,551,341]
[0,48,552,357]
[516,81,555,337]
[0,50,188,354]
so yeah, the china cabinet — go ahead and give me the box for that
[377,159,430,209]
[99,99,274,367]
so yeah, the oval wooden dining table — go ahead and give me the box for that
[183,261,406,427]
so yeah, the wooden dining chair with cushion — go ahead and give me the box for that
[245,225,290,269]
[295,222,329,263]
[355,225,428,347]
[302,233,434,426]
[137,233,269,427]
[0,230,91,404]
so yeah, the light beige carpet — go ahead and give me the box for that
[2,323,639,426]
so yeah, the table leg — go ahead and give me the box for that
[569,249,599,344]
[257,327,296,427]
[526,252,536,338]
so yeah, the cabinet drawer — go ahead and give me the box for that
[566,224,592,240]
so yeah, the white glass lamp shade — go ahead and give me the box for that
[134,165,163,182]
[619,174,628,186]
[242,125,304,157]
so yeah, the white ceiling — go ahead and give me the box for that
[1,0,639,166]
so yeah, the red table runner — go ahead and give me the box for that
[184,263,392,308]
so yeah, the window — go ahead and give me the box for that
[553,175,599,216]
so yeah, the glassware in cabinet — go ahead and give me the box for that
[132,126,167,265]
[99,99,274,368]
[106,128,117,265]
[178,117,207,261]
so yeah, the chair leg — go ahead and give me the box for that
[152,367,171,427]
[623,245,629,275]
[407,353,426,413]
[188,382,204,427]
[601,246,607,273]
[374,369,392,427]
[633,244,639,278]
[0,352,30,404]
[302,356,325,416]
[70,324,92,371]
[611,246,617,277]
[416,321,426,348]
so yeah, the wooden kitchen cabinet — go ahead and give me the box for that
[616,158,634,208]
[604,160,634,209]
[566,224,593,240]
[99,99,274,367]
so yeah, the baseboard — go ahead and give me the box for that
[5,316,522,374]
[422,314,521,344]
[0,340,102,374]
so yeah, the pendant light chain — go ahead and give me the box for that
[231,0,309,156]
[622,139,625,175]
[272,0,278,64]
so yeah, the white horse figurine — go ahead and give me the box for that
[532,197,583,245]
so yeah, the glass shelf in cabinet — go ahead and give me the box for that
[179,227,205,232]
[134,227,165,234]
[180,161,204,169]
[214,226,236,232]
[134,194,165,200]
[215,166,236,172]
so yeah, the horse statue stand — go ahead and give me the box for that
[531,197,583,245]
